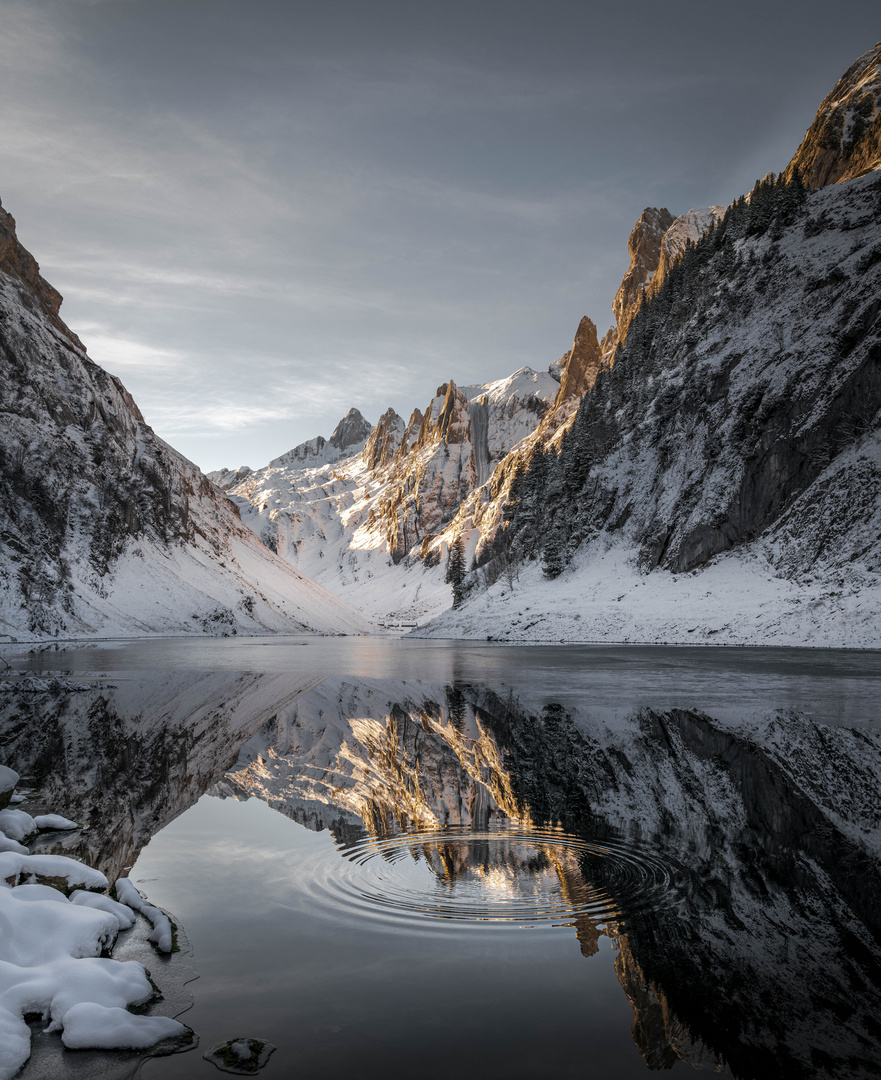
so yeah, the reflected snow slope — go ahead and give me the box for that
[2,657,881,1078]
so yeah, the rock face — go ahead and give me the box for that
[611,207,674,344]
[364,408,405,471]
[0,199,82,349]
[610,205,725,346]
[329,407,372,452]
[553,315,604,407]
[0,204,367,639]
[649,205,725,294]
[785,41,881,188]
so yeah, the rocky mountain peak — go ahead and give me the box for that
[329,407,373,451]
[364,407,405,471]
[785,41,881,188]
[652,206,725,292]
[612,206,675,344]
[554,315,604,408]
[0,198,83,349]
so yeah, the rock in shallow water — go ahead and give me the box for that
[203,1038,277,1074]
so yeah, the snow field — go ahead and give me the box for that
[418,536,881,648]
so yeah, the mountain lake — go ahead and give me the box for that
[3,637,881,1079]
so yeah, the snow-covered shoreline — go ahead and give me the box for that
[0,766,193,1080]
[416,541,881,650]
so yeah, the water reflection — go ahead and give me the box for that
[3,669,881,1078]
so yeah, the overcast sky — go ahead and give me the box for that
[1,1,878,471]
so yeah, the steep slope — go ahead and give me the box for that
[0,199,368,640]
[419,45,881,646]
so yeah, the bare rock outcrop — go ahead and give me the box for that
[785,41,881,188]
[612,207,674,344]
[364,407,405,470]
[554,315,604,408]
[0,198,82,349]
[330,407,373,452]
[649,205,725,295]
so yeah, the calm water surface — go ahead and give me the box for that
[3,638,881,1079]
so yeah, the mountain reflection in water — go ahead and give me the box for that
[3,669,881,1079]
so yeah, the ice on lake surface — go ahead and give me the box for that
[3,638,881,1079]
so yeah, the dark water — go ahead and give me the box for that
[3,638,881,1079]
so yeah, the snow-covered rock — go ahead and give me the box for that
[114,877,174,953]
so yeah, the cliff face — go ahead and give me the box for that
[611,207,674,344]
[0,199,81,349]
[786,41,881,188]
[0,206,367,639]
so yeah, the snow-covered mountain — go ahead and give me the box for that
[0,202,368,640]
[222,363,568,625]
[419,44,881,646]
[220,46,881,643]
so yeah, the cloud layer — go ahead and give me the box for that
[1,0,877,470]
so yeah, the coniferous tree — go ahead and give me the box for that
[541,529,566,579]
[446,535,466,608]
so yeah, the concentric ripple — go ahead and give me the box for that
[294,822,682,935]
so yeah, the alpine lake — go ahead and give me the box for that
[4,637,881,1080]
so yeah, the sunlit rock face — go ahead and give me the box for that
[786,40,881,188]
[364,408,406,471]
[611,206,675,345]
[0,198,366,640]
[552,316,605,410]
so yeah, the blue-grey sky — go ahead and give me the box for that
[1,0,877,471]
